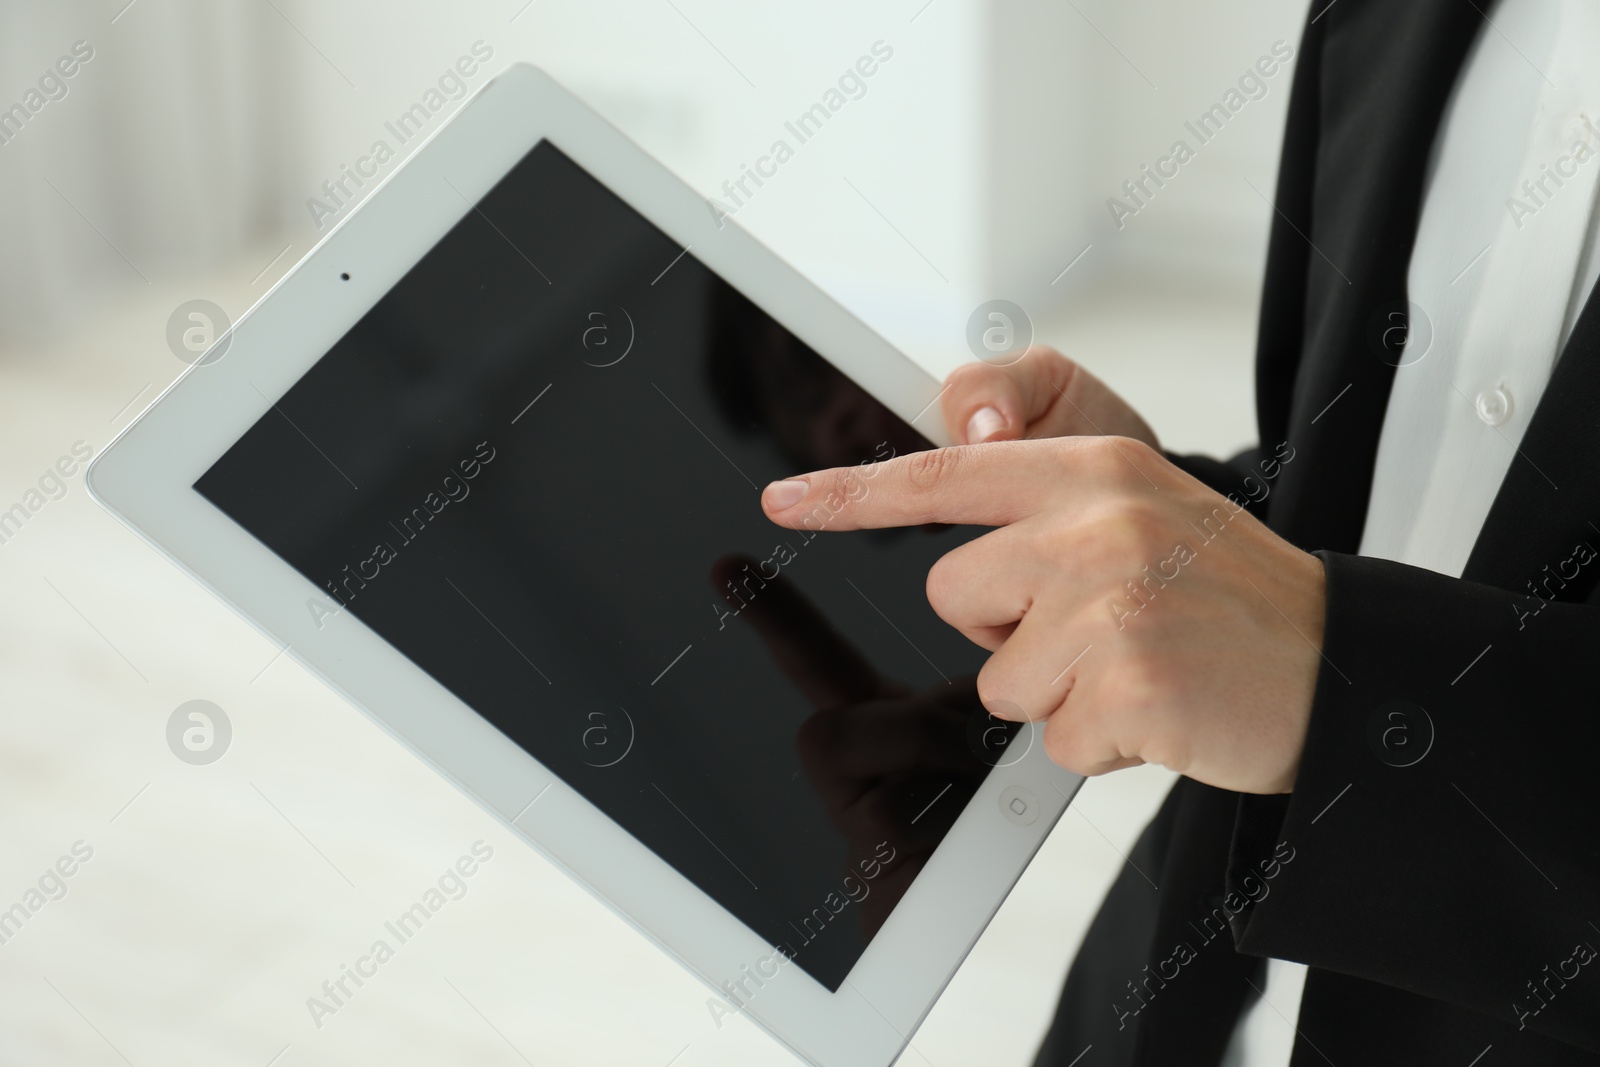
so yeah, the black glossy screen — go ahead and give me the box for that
[196,141,1015,990]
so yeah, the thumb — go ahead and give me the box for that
[941,346,1077,444]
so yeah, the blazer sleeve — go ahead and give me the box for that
[1224,549,1600,1052]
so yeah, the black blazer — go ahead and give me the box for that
[1034,2,1600,1064]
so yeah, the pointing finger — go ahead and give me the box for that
[762,436,1154,532]
[760,443,1037,531]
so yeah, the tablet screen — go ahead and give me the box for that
[196,140,1017,990]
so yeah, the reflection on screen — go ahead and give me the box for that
[196,141,1019,990]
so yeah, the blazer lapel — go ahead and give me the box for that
[1462,282,1600,598]
[1262,0,1483,554]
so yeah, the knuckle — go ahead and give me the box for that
[1101,501,1171,561]
[1021,344,1069,371]
[1125,500,1172,542]
[1026,343,1075,375]
[975,663,1025,721]
[906,446,961,493]
[973,672,1002,715]
[821,466,866,507]
[1043,715,1097,775]
[944,360,995,392]
[1076,434,1161,489]
[1075,435,1128,479]
[1115,648,1170,715]
[924,552,960,618]
[1107,434,1159,467]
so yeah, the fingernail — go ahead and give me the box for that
[966,405,1004,443]
[765,479,808,509]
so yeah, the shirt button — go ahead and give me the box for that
[1475,386,1513,426]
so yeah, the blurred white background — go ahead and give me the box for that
[0,0,1306,1063]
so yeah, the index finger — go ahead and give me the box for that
[760,440,1061,531]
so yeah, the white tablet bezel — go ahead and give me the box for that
[88,63,1084,1067]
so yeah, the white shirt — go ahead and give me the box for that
[1222,1,1600,1063]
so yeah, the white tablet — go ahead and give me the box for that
[88,63,1083,1067]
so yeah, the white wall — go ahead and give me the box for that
[981,0,1306,335]
[1,0,1308,363]
[1077,0,1308,283]
[0,1,291,340]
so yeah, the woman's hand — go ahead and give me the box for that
[942,345,1160,449]
[760,437,1326,794]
